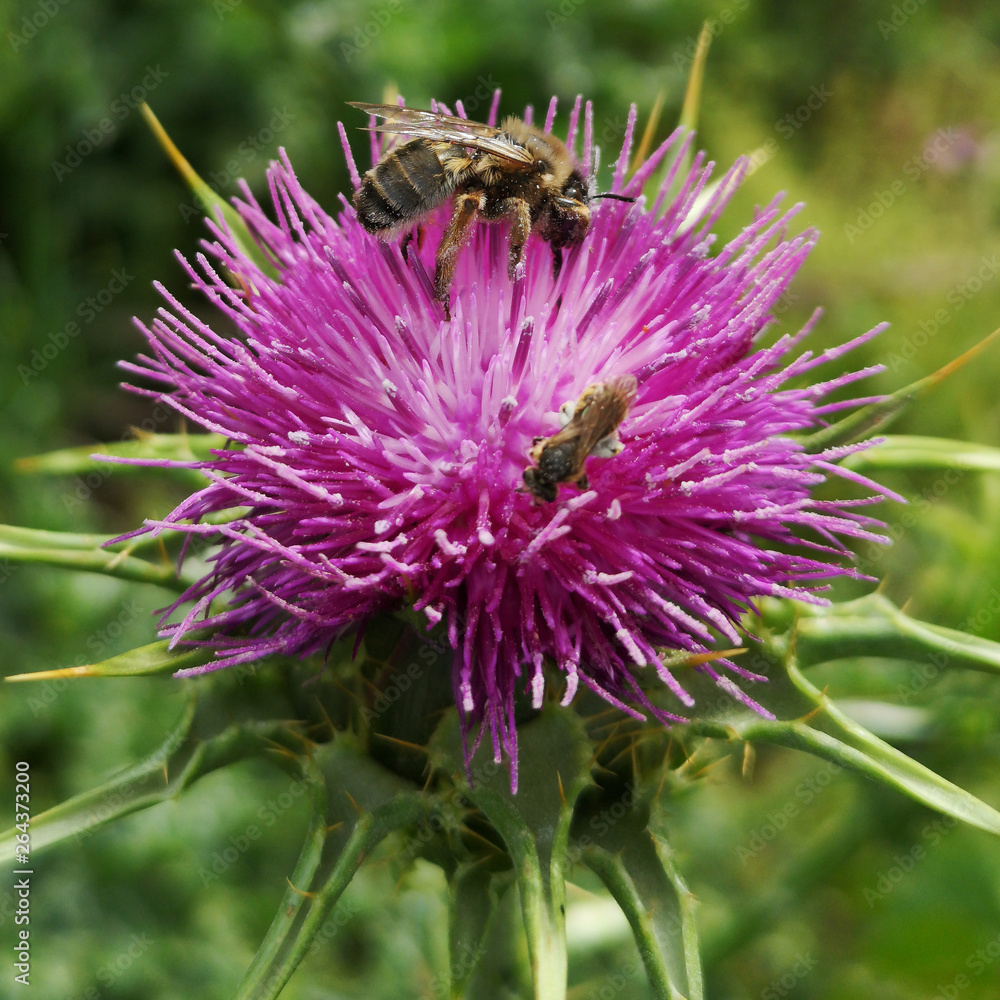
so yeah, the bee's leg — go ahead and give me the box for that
[401,225,426,261]
[550,248,566,312]
[500,199,532,282]
[435,190,486,310]
[551,247,564,284]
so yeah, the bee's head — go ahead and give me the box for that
[550,169,591,246]
[559,170,588,205]
[523,467,557,503]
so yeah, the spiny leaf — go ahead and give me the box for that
[5,640,209,681]
[0,704,301,864]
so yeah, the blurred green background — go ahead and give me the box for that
[3,0,1000,997]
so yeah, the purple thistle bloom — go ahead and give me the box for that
[119,95,891,785]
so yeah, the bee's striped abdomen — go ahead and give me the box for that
[354,140,451,233]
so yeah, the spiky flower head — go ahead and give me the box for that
[121,95,888,784]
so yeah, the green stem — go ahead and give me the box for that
[522,855,567,1000]
[0,538,189,591]
[469,791,568,1000]
[229,760,330,1000]
[429,708,590,999]
[580,824,703,1000]
[583,846,673,1000]
[233,791,427,1000]
[779,592,1000,674]
[687,654,1000,836]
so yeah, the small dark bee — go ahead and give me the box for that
[349,102,633,312]
[523,375,638,502]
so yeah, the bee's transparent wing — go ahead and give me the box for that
[577,376,638,455]
[347,102,535,167]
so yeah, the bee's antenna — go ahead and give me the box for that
[593,192,637,203]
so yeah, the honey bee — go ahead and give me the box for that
[523,375,638,503]
[349,101,633,312]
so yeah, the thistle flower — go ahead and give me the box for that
[121,95,889,784]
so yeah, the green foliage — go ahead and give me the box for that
[5,0,1000,997]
